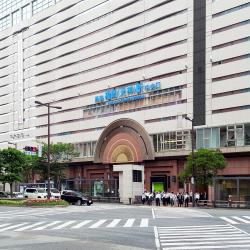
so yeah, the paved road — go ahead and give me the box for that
[0,204,250,249]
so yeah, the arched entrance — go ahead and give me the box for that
[94,118,155,203]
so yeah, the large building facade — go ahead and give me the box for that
[0,0,249,203]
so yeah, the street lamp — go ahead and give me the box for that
[185,116,195,207]
[35,100,62,200]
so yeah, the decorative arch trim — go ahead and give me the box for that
[94,118,155,163]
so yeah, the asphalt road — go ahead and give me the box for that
[0,204,250,250]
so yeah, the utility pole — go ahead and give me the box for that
[35,101,62,199]
[185,116,195,207]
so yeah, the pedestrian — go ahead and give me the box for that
[170,192,176,207]
[162,192,166,206]
[184,192,189,207]
[228,195,232,207]
[141,192,146,205]
[177,193,183,207]
[194,192,200,206]
[148,192,154,206]
[155,192,161,206]
[166,192,171,206]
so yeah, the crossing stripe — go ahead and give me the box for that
[106,219,121,228]
[89,219,107,228]
[0,223,11,228]
[123,218,135,227]
[14,222,45,231]
[0,223,28,232]
[71,220,92,229]
[232,216,250,223]
[220,216,239,224]
[52,221,76,230]
[161,236,247,242]
[163,244,250,250]
[160,233,243,239]
[162,239,250,246]
[33,221,62,230]
[140,218,148,227]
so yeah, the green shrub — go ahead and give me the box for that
[0,199,69,207]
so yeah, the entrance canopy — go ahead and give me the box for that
[94,118,155,164]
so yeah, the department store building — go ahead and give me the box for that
[0,0,249,203]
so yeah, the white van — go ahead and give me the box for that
[23,188,47,199]
[44,188,61,199]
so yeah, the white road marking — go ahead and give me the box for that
[232,216,250,224]
[14,222,45,231]
[33,221,62,230]
[0,223,11,228]
[154,226,160,250]
[0,223,28,232]
[52,221,76,230]
[140,218,148,227]
[106,219,121,228]
[158,224,250,250]
[152,208,155,219]
[123,218,135,227]
[71,220,92,229]
[220,216,239,224]
[89,219,107,228]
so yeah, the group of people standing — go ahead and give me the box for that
[141,191,207,207]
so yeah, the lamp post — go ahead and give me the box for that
[35,101,62,199]
[185,116,195,207]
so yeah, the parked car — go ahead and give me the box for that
[23,188,47,199]
[44,188,61,199]
[61,191,93,206]
[13,192,24,199]
[0,191,9,198]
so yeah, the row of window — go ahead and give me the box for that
[212,104,250,114]
[197,124,250,149]
[0,0,62,31]
[212,19,250,34]
[212,54,250,66]
[213,2,250,18]
[152,130,191,152]
[70,123,250,158]
[212,36,250,50]
[212,87,250,98]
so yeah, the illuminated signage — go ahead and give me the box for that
[95,81,161,105]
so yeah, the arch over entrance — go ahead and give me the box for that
[94,118,155,163]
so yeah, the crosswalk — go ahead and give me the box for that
[220,216,250,225]
[0,208,72,219]
[155,224,250,250]
[0,218,149,232]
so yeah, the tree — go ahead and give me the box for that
[179,148,226,188]
[37,143,79,189]
[0,148,26,195]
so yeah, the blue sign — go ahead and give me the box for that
[95,81,161,104]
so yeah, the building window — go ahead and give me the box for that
[22,4,31,20]
[0,15,11,31]
[32,0,55,15]
[196,128,220,149]
[74,141,97,158]
[151,130,190,152]
[12,9,21,25]
[133,170,142,182]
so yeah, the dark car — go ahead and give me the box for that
[61,191,93,206]
[0,191,9,198]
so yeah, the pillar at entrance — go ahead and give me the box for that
[113,164,144,204]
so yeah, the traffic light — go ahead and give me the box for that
[24,146,38,155]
